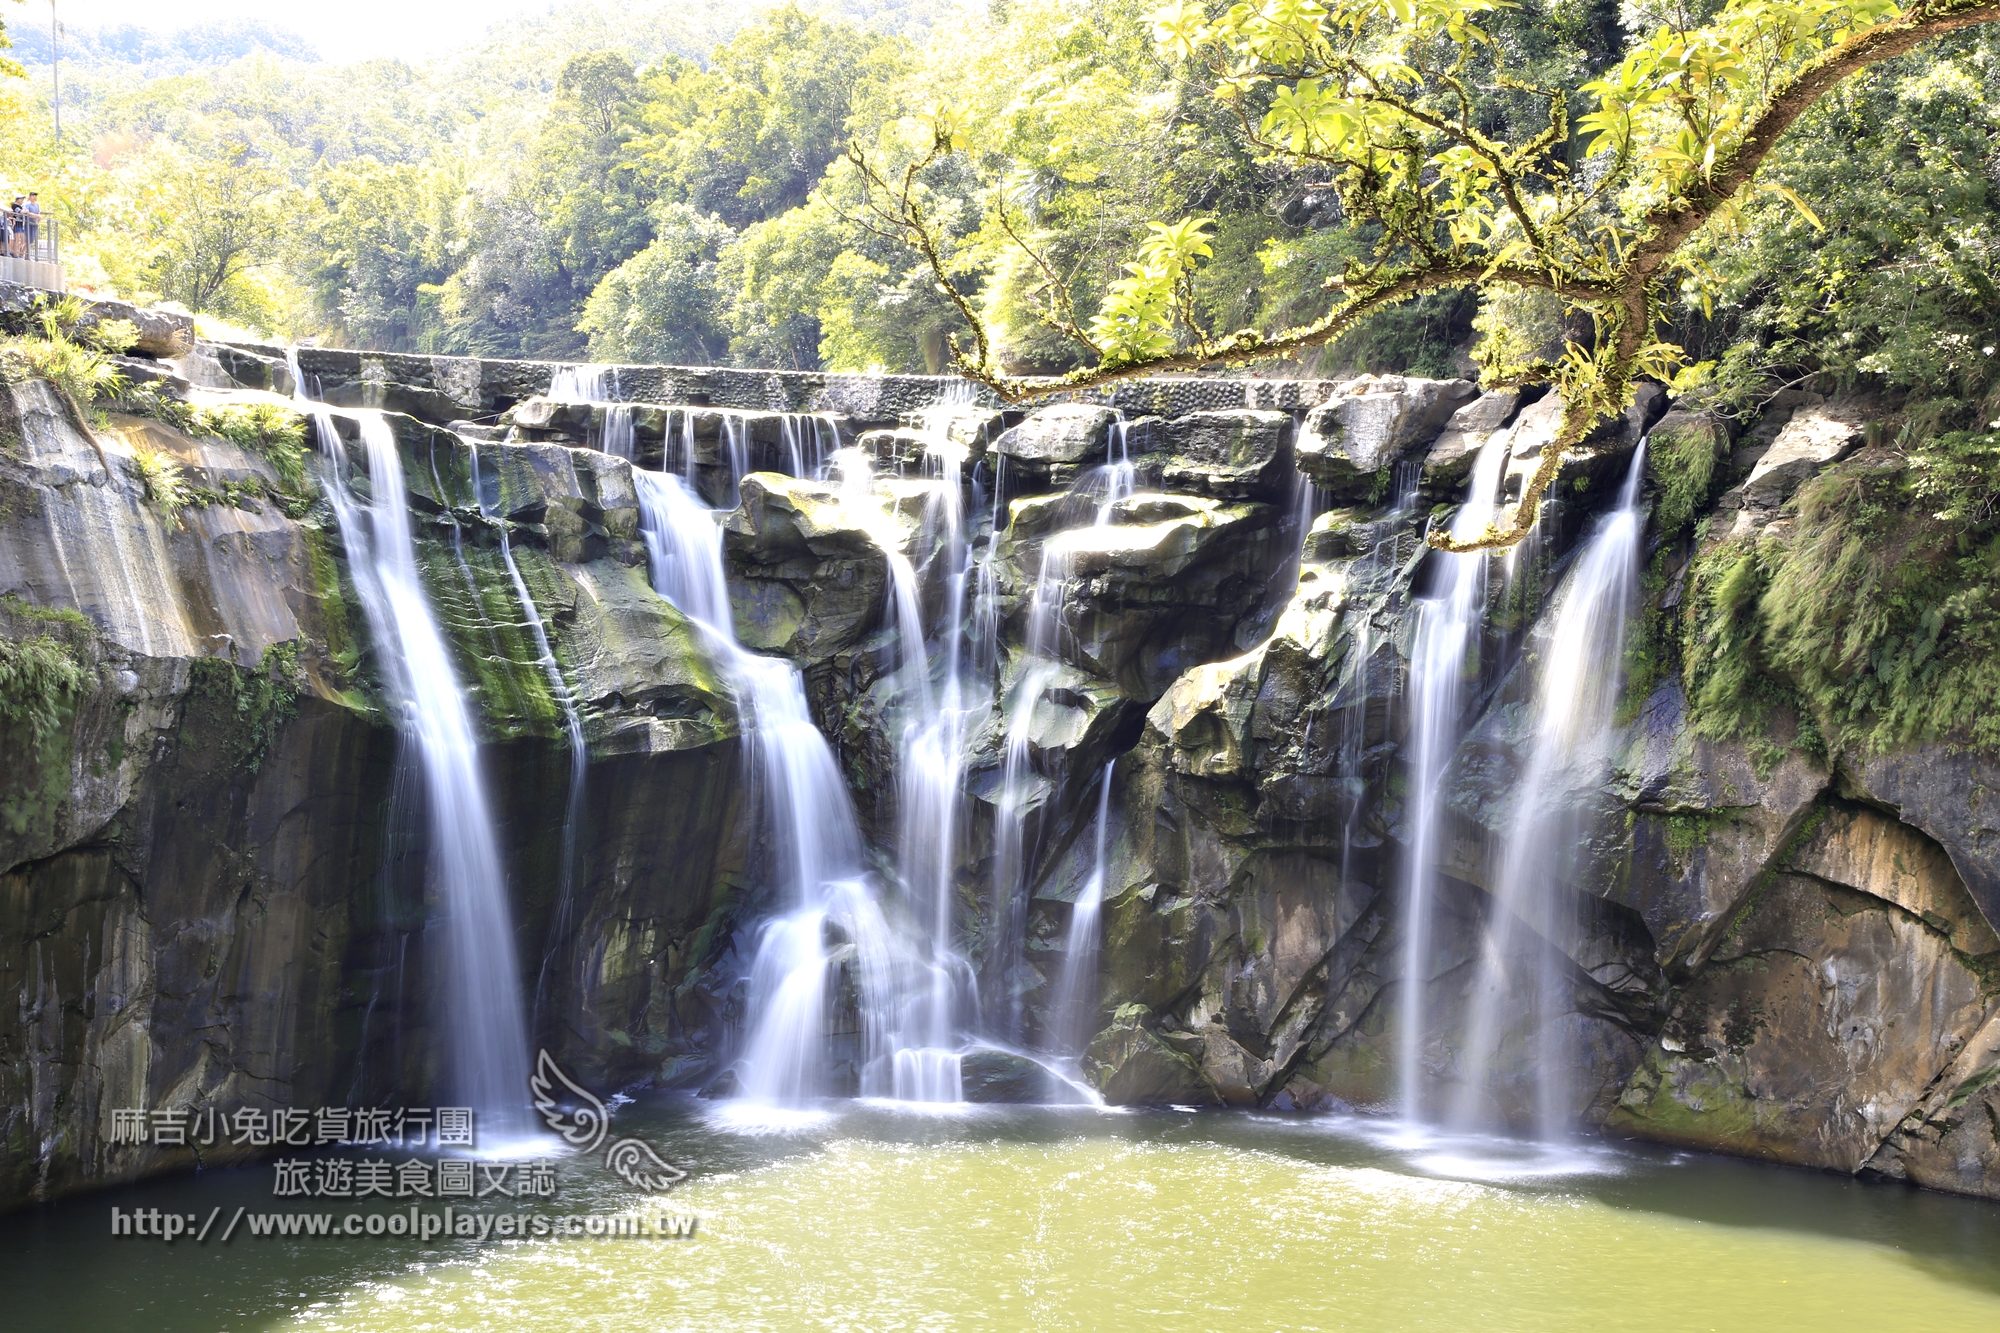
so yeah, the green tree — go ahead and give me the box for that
[1,0,22,82]
[577,202,734,363]
[146,146,292,322]
[297,158,465,350]
[627,6,903,229]
[438,51,652,358]
[860,0,2000,551]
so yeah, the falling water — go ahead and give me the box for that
[601,406,635,460]
[1395,427,1513,1124]
[548,363,619,402]
[986,516,1076,1040]
[1092,417,1135,526]
[459,446,592,1029]
[314,410,533,1142]
[885,407,993,1102]
[547,364,633,457]
[1452,444,1650,1137]
[1050,762,1116,1056]
[633,465,950,1105]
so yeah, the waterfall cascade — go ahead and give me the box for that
[1395,428,1514,1123]
[441,363,1658,1128]
[547,363,633,457]
[1453,445,1650,1136]
[634,461,959,1107]
[459,448,591,1026]
[310,405,533,1143]
[1050,762,1117,1056]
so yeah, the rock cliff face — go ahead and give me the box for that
[0,375,744,1207]
[5,329,1998,1212]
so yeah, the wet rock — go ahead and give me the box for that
[1609,683,1831,967]
[1085,1006,1224,1105]
[992,405,1117,489]
[1845,745,2000,945]
[1004,494,1285,697]
[959,1048,1080,1103]
[1866,1009,2000,1199]
[0,379,750,1207]
[855,428,932,471]
[1296,374,1478,498]
[1421,389,1522,488]
[723,473,889,662]
[1607,873,1992,1172]
[1138,409,1294,501]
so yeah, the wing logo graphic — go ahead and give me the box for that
[529,1049,688,1193]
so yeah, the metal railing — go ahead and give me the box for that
[2,214,58,264]
[0,216,64,291]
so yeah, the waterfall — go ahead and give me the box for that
[887,417,989,1102]
[633,465,952,1106]
[548,364,631,457]
[601,406,635,460]
[1394,428,1513,1124]
[720,415,751,504]
[1453,445,1649,1137]
[1092,417,1134,526]
[313,409,533,1143]
[548,363,619,401]
[779,414,837,479]
[988,522,1074,1040]
[458,446,592,1030]
[1050,762,1116,1056]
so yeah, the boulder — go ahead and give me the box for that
[1138,408,1294,500]
[77,297,195,359]
[991,404,1117,486]
[1009,494,1286,697]
[1736,408,1866,508]
[1085,1007,1223,1106]
[959,1048,1083,1103]
[855,428,932,471]
[722,473,889,662]
[1296,374,1478,496]
[1421,389,1521,488]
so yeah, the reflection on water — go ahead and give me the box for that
[5,1101,1999,1331]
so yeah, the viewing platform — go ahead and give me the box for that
[1,217,65,292]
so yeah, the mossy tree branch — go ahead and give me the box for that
[849,0,2000,552]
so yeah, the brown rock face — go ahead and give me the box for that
[0,381,748,1211]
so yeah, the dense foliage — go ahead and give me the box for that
[2,0,1994,417]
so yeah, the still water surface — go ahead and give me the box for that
[6,1099,1998,1331]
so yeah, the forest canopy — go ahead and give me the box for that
[2,0,1996,445]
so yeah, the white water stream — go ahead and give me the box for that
[311,406,533,1144]
[1394,428,1513,1123]
[1452,445,1649,1136]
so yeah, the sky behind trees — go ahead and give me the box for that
[28,0,727,62]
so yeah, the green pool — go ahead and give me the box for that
[6,1101,1997,1331]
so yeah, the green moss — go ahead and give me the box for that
[1617,548,1679,725]
[180,643,304,773]
[1646,416,1725,538]
[301,526,360,691]
[0,632,89,756]
[417,532,562,740]
[1663,812,1715,865]
[1681,457,2000,753]
[0,594,91,631]
[1607,1048,1768,1147]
